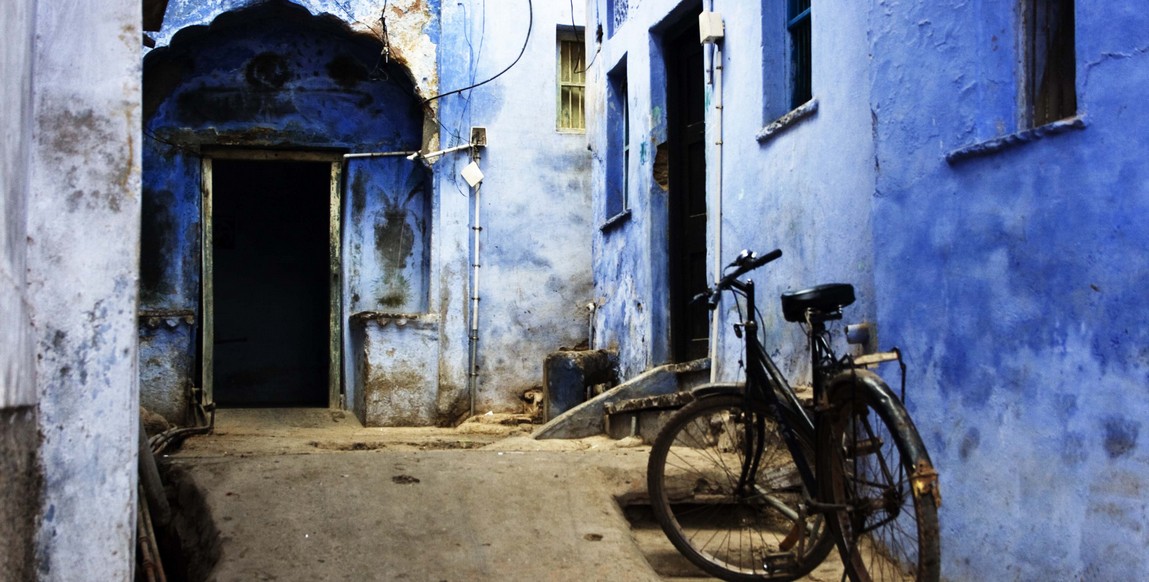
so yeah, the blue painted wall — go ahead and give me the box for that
[870,4,1149,580]
[433,0,595,414]
[143,0,595,424]
[143,0,432,422]
[588,0,1149,579]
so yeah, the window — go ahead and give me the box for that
[761,0,815,127]
[1024,0,1076,127]
[787,0,812,109]
[605,62,629,220]
[557,30,586,132]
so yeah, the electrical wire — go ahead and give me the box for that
[143,128,200,156]
[450,0,485,145]
[422,0,532,105]
[565,0,601,75]
[368,0,392,81]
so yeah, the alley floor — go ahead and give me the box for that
[161,409,847,581]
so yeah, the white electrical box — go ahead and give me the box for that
[699,12,724,44]
[461,161,484,187]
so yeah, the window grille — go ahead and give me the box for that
[788,0,812,109]
[1024,0,1076,127]
[557,31,586,132]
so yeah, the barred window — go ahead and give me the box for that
[557,30,586,132]
[788,0,812,109]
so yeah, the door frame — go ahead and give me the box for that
[200,149,344,409]
[663,9,708,363]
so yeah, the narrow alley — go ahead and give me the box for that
[155,409,851,581]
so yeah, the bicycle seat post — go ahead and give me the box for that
[804,308,841,406]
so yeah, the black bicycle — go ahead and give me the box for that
[647,249,941,581]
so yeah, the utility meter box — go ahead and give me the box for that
[699,12,724,44]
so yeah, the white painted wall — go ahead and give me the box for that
[0,0,36,410]
[24,0,142,578]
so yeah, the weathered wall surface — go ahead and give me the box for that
[590,0,1149,580]
[436,0,595,415]
[869,4,1149,580]
[143,0,594,423]
[0,0,37,412]
[0,408,41,580]
[2,1,44,576]
[143,0,431,422]
[352,314,441,425]
[154,0,441,102]
[587,0,876,381]
[23,0,143,577]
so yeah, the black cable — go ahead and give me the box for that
[422,0,532,105]
[450,0,485,144]
[368,0,393,81]
[143,128,199,156]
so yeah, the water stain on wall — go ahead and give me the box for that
[350,170,367,215]
[374,196,414,308]
[326,54,368,88]
[140,188,176,301]
[1102,415,1140,459]
[958,427,980,461]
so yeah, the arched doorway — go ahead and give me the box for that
[140,1,428,419]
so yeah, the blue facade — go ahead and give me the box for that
[588,1,1149,579]
[142,0,594,425]
[870,4,1149,580]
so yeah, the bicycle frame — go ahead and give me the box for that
[728,276,887,582]
[657,250,937,582]
[726,276,826,499]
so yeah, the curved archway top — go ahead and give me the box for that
[150,0,438,102]
[144,0,436,151]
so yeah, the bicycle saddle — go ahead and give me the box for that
[780,283,856,322]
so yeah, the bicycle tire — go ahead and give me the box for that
[648,394,835,581]
[816,370,941,581]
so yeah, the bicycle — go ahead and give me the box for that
[646,249,941,581]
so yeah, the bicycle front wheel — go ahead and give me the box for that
[817,371,941,581]
[647,394,834,581]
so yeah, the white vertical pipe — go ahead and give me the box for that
[708,11,725,383]
[467,154,483,417]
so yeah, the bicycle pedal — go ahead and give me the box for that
[846,437,883,457]
[761,552,798,575]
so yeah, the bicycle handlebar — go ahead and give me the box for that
[694,249,783,309]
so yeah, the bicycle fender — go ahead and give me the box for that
[826,369,941,506]
[688,382,745,400]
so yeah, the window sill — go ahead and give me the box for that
[945,116,1086,164]
[600,209,631,233]
[756,99,819,144]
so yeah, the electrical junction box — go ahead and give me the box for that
[470,127,487,147]
[699,12,724,44]
[461,161,484,187]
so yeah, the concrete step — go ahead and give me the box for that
[534,359,710,440]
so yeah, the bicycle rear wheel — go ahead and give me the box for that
[817,371,941,581]
[647,394,834,581]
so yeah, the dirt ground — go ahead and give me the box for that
[157,408,848,581]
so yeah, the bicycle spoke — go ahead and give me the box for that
[649,395,835,580]
[818,375,940,581]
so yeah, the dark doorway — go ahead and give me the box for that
[211,159,330,407]
[666,11,709,362]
